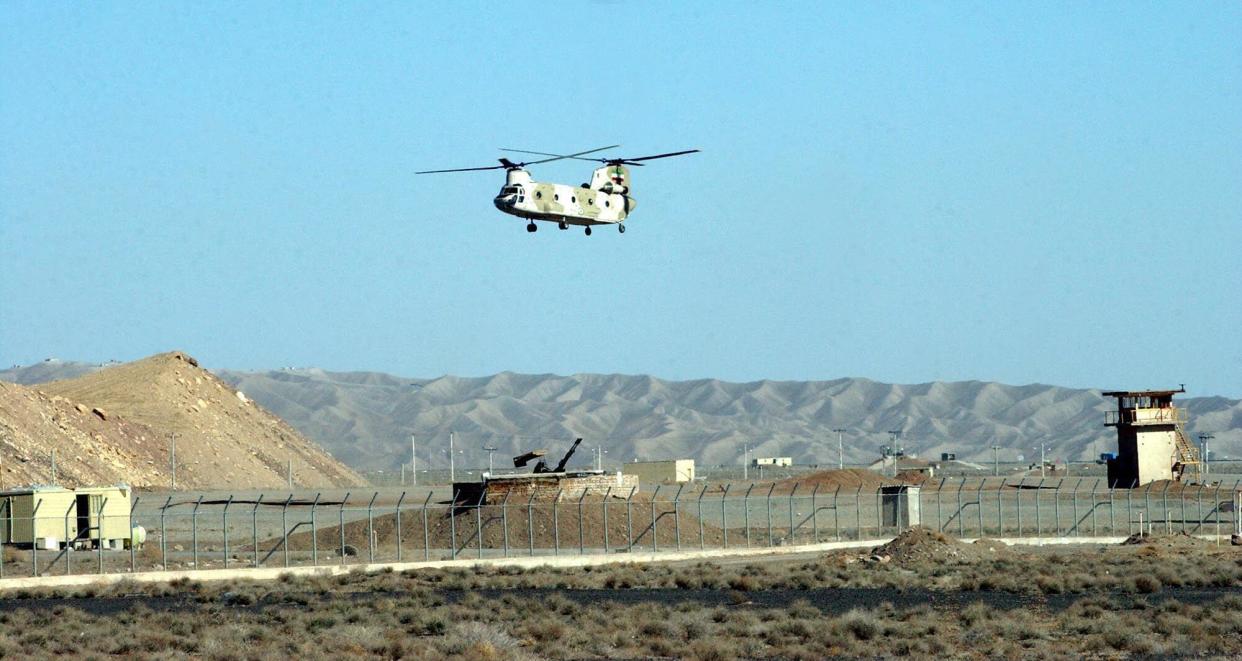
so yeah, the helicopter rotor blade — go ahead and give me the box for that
[617,149,701,163]
[414,164,509,174]
[498,145,621,165]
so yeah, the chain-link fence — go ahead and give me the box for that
[2,478,1239,580]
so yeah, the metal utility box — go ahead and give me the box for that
[880,485,921,529]
[0,485,132,549]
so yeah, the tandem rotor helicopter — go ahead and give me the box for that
[416,146,699,235]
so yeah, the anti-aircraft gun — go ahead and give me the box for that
[513,438,583,474]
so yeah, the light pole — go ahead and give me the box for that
[410,435,417,486]
[1039,443,1047,478]
[833,429,846,470]
[742,445,750,480]
[449,432,456,483]
[1199,433,1214,476]
[483,446,497,474]
[887,430,903,477]
[992,444,1000,477]
[169,432,177,490]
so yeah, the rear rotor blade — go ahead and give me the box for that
[620,149,701,163]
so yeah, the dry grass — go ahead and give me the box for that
[1,540,1240,658]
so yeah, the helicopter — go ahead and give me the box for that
[416,146,699,235]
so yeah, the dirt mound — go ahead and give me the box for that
[1121,532,1214,550]
[25,351,363,489]
[870,526,1010,566]
[274,497,729,556]
[774,468,892,493]
[0,380,169,487]
[895,469,931,485]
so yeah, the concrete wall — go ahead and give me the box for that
[1110,426,1177,487]
[459,472,640,504]
[622,460,694,484]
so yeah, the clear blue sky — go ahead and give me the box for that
[2,3,1240,396]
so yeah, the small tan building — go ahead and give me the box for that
[622,459,695,484]
[0,485,132,549]
[753,457,792,467]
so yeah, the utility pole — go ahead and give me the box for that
[287,460,293,489]
[50,449,57,485]
[833,429,846,470]
[1040,444,1047,478]
[483,446,497,474]
[992,445,1000,477]
[742,445,749,481]
[449,432,455,483]
[169,432,177,491]
[888,430,903,477]
[1199,433,1214,476]
[411,435,417,487]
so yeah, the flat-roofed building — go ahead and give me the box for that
[0,485,133,549]
[622,459,695,484]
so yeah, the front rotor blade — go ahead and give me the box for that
[499,144,621,165]
[415,164,507,174]
[622,149,701,162]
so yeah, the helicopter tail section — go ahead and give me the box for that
[589,164,631,194]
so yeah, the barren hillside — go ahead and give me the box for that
[3,352,364,489]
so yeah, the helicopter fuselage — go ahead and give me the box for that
[493,168,636,228]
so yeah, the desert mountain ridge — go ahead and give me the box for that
[5,360,1239,473]
[0,353,364,489]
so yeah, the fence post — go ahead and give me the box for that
[31,500,42,577]
[449,490,458,560]
[625,487,635,553]
[854,486,863,540]
[160,496,171,571]
[1195,483,1205,534]
[527,491,536,557]
[673,484,685,551]
[552,488,563,556]
[421,492,432,561]
[366,492,378,564]
[833,485,841,541]
[337,492,349,566]
[996,479,1005,536]
[650,485,661,553]
[956,479,965,537]
[601,487,611,554]
[976,481,985,537]
[936,478,945,532]
[1015,478,1024,537]
[787,483,799,544]
[1180,482,1188,534]
[222,495,234,570]
[1108,480,1115,535]
[282,494,292,568]
[1131,480,1138,534]
[766,484,775,547]
[1053,480,1062,536]
[96,497,108,574]
[1157,479,1167,531]
[697,485,707,550]
[475,490,484,560]
[721,485,731,549]
[1034,479,1045,539]
[578,488,589,555]
[64,501,75,575]
[811,485,820,543]
[191,495,203,570]
[1215,482,1224,541]
[500,491,511,557]
[253,494,264,568]
[394,492,405,563]
[1090,479,1098,536]
[309,493,320,567]
[129,496,139,573]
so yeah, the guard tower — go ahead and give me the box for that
[1103,388,1199,487]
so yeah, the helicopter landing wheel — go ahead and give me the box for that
[558,221,567,230]
[618,224,626,234]
[584,226,592,236]
[526,222,537,233]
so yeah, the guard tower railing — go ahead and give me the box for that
[1105,407,1186,426]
